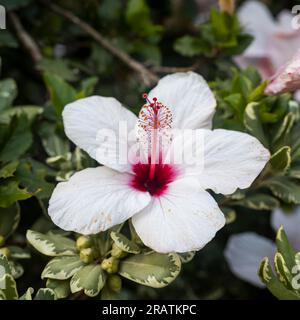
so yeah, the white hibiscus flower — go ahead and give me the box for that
[48,72,270,253]
[225,208,300,287]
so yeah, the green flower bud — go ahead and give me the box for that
[0,235,5,247]
[101,257,119,274]
[79,248,94,263]
[111,243,127,259]
[0,247,10,258]
[76,236,92,250]
[107,275,122,292]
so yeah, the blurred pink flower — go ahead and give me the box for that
[236,1,300,96]
[265,49,300,95]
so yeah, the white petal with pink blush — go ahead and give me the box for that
[236,1,300,83]
[265,49,300,96]
[48,72,270,253]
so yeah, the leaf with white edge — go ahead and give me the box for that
[222,207,236,224]
[276,226,296,270]
[46,279,70,299]
[0,274,18,300]
[270,146,291,173]
[0,290,6,300]
[272,112,295,146]
[42,256,85,280]
[0,203,20,239]
[119,252,181,288]
[34,288,57,300]
[110,231,140,254]
[9,261,24,279]
[235,194,279,210]
[264,177,300,204]
[244,102,268,147]
[274,252,294,289]
[0,254,12,276]
[8,246,30,259]
[178,252,195,264]
[26,230,77,257]
[70,264,106,297]
[19,287,34,300]
[259,257,299,300]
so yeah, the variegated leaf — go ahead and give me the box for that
[46,279,70,299]
[27,229,77,256]
[34,288,57,300]
[0,274,18,300]
[70,264,106,297]
[110,231,140,254]
[42,256,85,280]
[119,252,181,288]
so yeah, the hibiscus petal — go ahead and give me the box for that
[63,96,138,172]
[225,232,276,288]
[195,129,270,195]
[271,208,300,251]
[49,167,151,235]
[132,177,225,253]
[265,49,300,96]
[237,1,276,58]
[147,72,216,129]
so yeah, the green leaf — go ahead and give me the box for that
[0,79,17,111]
[79,77,99,97]
[258,257,300,300]
[248,81,268,102]
[276,226,296,271]
[235,194,279,210]
[37,58,77,82]
[0,161,19,179]
[42,256,85,280]
[119,252,181,288]
[0,180,31,208]
[0,203,20,238]
[244,102,268,147]
[34,288,57,300]
[125,0,163,38]
[272,112,295,146]
[46,279,70,299]
[110,231,140,254]
[264,177,300,204]
[0,274,18,300]
[43,73,77,116]
[270,146,291,173]
[174,36,204,57]
[0,114,33,162]
[26,230,77,257]
[274,252,294,289]
[70,264,106,297]
[16,161,54,199]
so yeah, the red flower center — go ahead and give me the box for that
[130,162,177,197]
